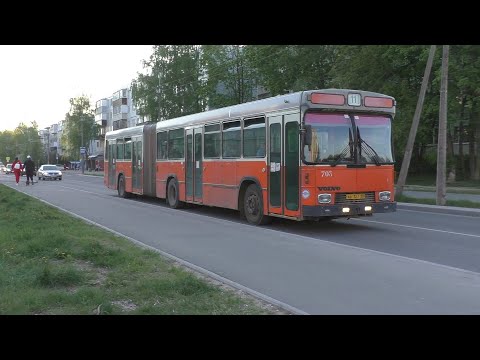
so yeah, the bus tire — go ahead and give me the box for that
[244,184,271,225]
[167,178,184,209]
[118,175,130,198]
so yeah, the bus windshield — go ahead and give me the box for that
[356,115,393,164]
[304,113,353,164]
[303,113,393,165]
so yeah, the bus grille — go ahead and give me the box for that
[335,192,375,204]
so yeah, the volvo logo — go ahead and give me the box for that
[318,186,340,191]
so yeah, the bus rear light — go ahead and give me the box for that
[364,96,394,108]
[311,93,345,105]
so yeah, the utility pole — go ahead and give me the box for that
[45,127,50,164]
[436,45,449,206]
[396,45,436,197]
[81,115,85,175]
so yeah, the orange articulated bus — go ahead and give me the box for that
[105,89,396,225]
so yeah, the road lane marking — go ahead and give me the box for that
[351,218,480,238]
[58,185,108,196]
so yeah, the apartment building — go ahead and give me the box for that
[93,87,140,170]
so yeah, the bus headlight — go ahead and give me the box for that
[318,193,331,204]
[379,191,391,201]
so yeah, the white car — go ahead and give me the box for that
[37,164,62,180]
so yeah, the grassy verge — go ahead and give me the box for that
[402,174,480,189]
[396,194,480,208]
[0,184,281,315]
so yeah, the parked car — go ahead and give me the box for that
[37,164,62,180]
[5,163,12,174]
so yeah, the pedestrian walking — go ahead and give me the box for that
[24,155,35,186]
[11,157,23,186]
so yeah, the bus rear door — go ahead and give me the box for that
[132,136,143,194]
[185,127,203,203]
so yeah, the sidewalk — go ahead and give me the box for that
[396,185,480,217]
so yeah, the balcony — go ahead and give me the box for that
[96,119,107,127]
[112,112,128,122]
[113,119,127,131]
[99,127,108,138]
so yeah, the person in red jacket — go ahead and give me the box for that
[11,157,23,186]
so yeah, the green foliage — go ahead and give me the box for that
[61,95,97,159]
[202,45,258,109]
[0,122,43,164]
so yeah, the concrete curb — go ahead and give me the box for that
[397,202,480,217]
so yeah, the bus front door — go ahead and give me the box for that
[132,138,143,194]
[268,114,300,218]
[185,127,203,203]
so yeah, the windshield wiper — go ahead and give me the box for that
[331,128,354,167]
[357,127,380,166]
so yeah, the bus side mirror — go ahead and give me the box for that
[304,125,312,146]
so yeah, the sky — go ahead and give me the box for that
[0,45,154,132]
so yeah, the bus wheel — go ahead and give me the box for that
[118,175,130,198]
[244,184,271,225]
[167,178,184,209]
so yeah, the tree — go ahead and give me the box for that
[202,45,258,109]
[245,45,336,96]
[61,96,96,160]
[131,45,205,122]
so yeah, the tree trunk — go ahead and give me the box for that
[469,124,475,179]
[447,127,456,183]
[474,124,480,180]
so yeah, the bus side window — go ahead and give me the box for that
[125,139,132,160]
[243,117,266,158]
[157,131,168,159]
[222,121,241,158]
[204,124,221,158]
[168,128,185,159]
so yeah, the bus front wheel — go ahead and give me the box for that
[167,179,184,209]
[244,184,271,225]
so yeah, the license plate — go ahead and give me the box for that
[346,193,365,200]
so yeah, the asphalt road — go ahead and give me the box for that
[2,172,480,314]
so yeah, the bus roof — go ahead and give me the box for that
[106,89,395,138]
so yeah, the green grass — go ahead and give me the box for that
[403,173,480,188]
[0,184,281,315]
[396,194,480,208]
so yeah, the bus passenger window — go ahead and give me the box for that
[222,121,241,158]
[168,128,184,159]
[204,124,221,158]
[157,131,168,159]
[243,117,266,158]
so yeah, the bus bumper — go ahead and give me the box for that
[302,202,397,217]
